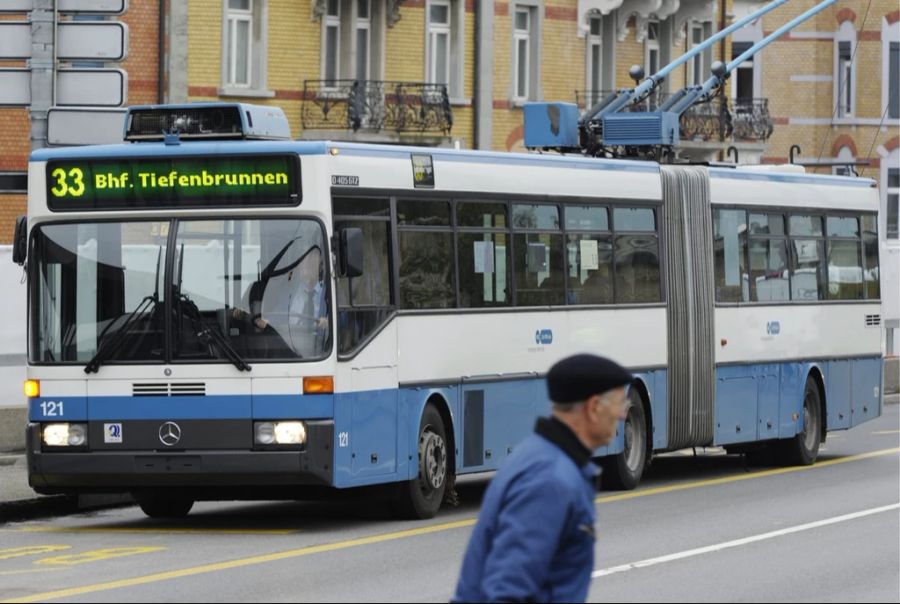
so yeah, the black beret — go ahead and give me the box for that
[547,354,633,404]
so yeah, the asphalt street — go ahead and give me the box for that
[0,405,897,603]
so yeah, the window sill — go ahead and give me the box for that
[450,97,472,107]
[217,87,277,99]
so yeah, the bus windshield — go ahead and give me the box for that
[31,218,330,365]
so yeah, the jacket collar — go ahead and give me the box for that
[535,416,593,468]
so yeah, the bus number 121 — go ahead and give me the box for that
[40,401,64,417]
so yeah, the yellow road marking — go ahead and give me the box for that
[0,568,65,577]
[0,521,476,603]
[872,430,900,435]
[0,546,70,561]
[16,527,295,536]
[34,547,165,567]
[3,446,897,603]
[595,447,899,504]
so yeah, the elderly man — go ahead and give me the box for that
[453,353,632,603]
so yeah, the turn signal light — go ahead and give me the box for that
[24,380,40,398]
[303,376,334,394]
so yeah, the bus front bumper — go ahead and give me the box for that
[26,421,334,495]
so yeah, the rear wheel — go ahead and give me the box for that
[393,404,449,519]
[778,377,822,466]
[137,496,194,519]
[601,389,648,490]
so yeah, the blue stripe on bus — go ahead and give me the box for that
[709,168,875,188]
[29,394,333,421]
[335,144,660,173]
[30,140,329,162]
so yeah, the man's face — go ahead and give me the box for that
[587,386,628,447]
[298,250,320,284]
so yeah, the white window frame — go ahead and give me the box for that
[513,8,532,102]
[834,21,857,120]
[225,0,253,88]
[688,21,709,86]
[586,15,603,107]
[645,19,661,79]
[220,0,271,97]
[882,18,900,123]
[885,153,900,241]
[355,0,372,81]
[427,0,452,86]
[321,0,342,88]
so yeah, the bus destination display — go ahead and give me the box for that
[46,154,300,211]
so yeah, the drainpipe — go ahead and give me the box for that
[158,0,166,103]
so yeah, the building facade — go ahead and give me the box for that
[0,0,895,346]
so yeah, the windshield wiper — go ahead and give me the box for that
[84,294,159,374]
[84,247,163,374]
[176,291,252,372]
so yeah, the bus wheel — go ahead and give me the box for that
[393,404,448,520]
[778,377,822,466]
[601,389,648,490]
[137,496,194,519]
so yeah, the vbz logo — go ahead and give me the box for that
[104,423,123,444]
[535,329,554,345]
[766,321,781,336]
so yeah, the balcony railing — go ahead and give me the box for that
[302,80,453,135]
[575,91,774,143]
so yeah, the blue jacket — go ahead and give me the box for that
[453,419,600,603]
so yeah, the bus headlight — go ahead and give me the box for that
[274,422,306,445]
[42,423,88,448]
[254,421,306,446]
[254,422,276,445]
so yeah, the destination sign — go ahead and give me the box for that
[46,154,300,211]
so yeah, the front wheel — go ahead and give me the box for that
[600,389,648,490]
[393,404,449,520]
[778,377,822,466]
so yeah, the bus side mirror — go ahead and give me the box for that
[340,228,364,278]
[12,216,27,266]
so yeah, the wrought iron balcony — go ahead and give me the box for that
[575,91,774,143]
[302,80,453,135]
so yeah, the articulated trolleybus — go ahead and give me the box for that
[16,102,883,519]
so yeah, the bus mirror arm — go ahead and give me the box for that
[340,228,364,278]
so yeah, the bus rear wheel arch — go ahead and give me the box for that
[600,385,650,490]
[392,402,450,519]
[778,375,823,466]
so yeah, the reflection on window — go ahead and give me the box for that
[174,219,328,362]
[457,202,507,228]
[334,216,393,354]
[713,209,748,302]
[566,234,613,304]
[566,206,608,231]
[399,231,455,309]
[514,233,564,306]
[791,239,825,301]
[512,204,560,230]
[614,207,655,231]
[749,239,789,302]
[615,235,660,302]
[827,240,864,300]
[862,214,880,299]
[458,232,509,307]
[33,222,168,363]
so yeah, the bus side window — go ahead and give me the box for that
[713,209,748,302]
[333,197,394,355]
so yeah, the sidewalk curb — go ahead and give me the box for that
[0,493,134,524]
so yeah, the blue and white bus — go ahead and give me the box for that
[16,103,884,519]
